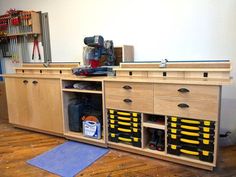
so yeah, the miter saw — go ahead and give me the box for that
[73,35,115,76]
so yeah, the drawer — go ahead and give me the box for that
[105,82,153,97]
[154,98,219,120]
[106,94,153,113]
[154,84,219,101]
[105,82,153,113]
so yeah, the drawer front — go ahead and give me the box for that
[106,94,153,113]
[105,82,154,113]
[154,98,219,121]
[155,84,219,100]
[105,82,153,97]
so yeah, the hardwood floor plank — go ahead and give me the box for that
[0,120,236,177]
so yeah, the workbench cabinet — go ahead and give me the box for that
[5,77,63,134]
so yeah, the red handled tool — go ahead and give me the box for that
[32,34,41,60]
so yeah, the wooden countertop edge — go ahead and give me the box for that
[1,74,232,85]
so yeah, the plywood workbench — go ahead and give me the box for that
[2,61,232,171]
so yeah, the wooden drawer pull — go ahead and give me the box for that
[123,98,132,103]
[23,80,28,84]
[123,85,132,90]
[178,103,189,108]
[178,88,190,93]
[32,80,38,84]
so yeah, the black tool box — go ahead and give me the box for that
[109,124,141,137]
[108,109,142,148]
[108,109,141,118]
[108,114,141,123]
[167,116,215,163]
[109,132,142,147]
[167,144,214,162]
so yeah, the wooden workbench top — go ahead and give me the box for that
[1,74,232,85]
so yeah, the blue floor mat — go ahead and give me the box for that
[27,141,109,177]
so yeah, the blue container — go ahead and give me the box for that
[83,121,101,139]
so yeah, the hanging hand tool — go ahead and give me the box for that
[32,34,41,60]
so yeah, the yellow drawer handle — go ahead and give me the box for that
[133,128,138,132]
[180,138,199,145]
[110,124,115,128]
[180,149,199,156]
[181,125,199,131]
[171,145,177,149]
[118,116,131,121]
[171,134,177,139]
[181,119,200,125]
[133,137,139,142]
[171,123,177,128]
[117,112,131,116]
[118,128,131,133]
[133,118,138,122]
[133,123,138,127]
[118,121,131,126]
[118,137,132,142]
[181,131,199,137]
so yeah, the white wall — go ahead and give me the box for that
[0,0,236,138]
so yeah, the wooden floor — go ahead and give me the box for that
[0,119,236,177]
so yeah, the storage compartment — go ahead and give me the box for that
[63,83,105,144]
[143,114,165,125]
[63,80,102,91]
[143,127,165,151]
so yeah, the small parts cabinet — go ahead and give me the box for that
[108,109,142,148]
[167,116,215,163]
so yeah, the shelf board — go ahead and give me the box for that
[143,122,165,130]
[143,147,166,155]
[64,131,105,144]
[108,142,214,167]
[108,141,142,150]
[62,88,102,94]
[166,153,215,167]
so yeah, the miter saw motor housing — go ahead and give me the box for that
[83,35,115,68]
